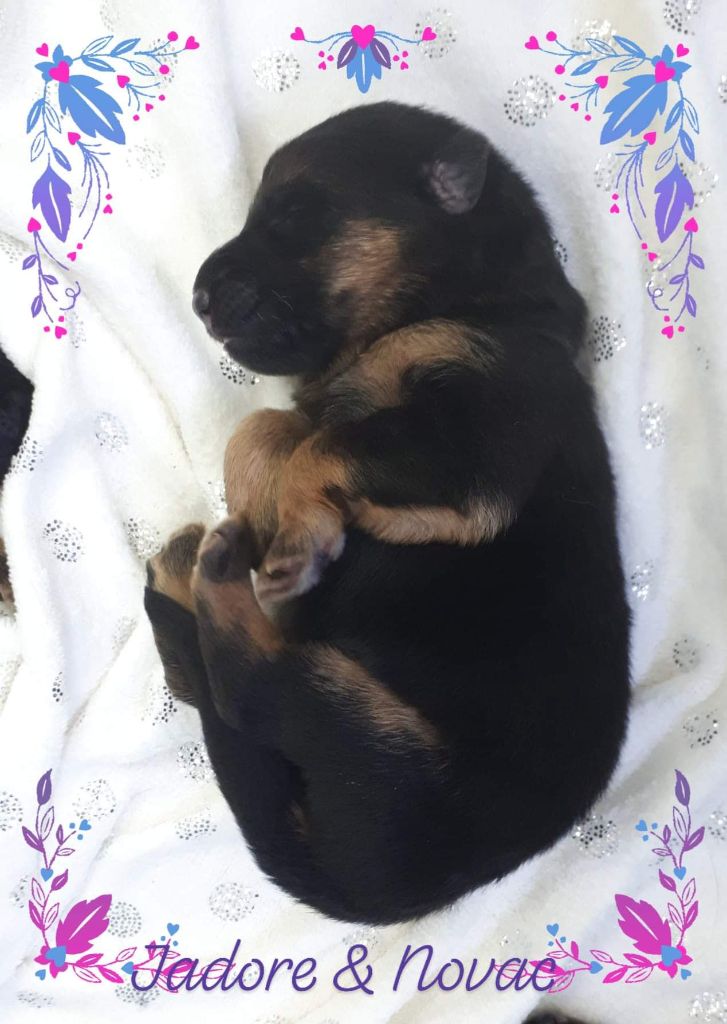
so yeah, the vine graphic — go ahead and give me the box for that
[526,31,705,336]
[23,31,200,332]
[291,22,436,93]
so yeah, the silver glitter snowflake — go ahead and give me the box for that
[208,881,259,921]
[127,141,166,179]
[630,561,653,601]
[175,809,217,840]
[95,411,128,452]
[51,671,64,703]
[673,636,700,670]
[683,709,719,748]
[593,151,621,192]
[552,238,567,265]
[63,308,86,348]
[115,984,159,1007]
[10,436,44,473]
[125,516,162,559]
[0,791,22,832]
[143,669,178,725]
[678,159,718,207]
[219,352,261,386]
[17,991,54,1009]
[415,9,457,59]
[342,924,380,948]
[690,991,727,1022]
[0,657,20,709]
[73,778,116,819]
[112,615,136,653]
[639,403,666,449]
[571,812,619,858]
[177,740,213,782]
[663,0,701,34]
[708,809,727,842]
[252,50,301,92]
[42,519,84,562]
[589,316,626,362]
[719,75,727,104]
[504,75,556,127]
[645,262,673,301]
[107,899,143,937]
[571,19,617,50]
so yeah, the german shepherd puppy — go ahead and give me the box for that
[145,102,630,931]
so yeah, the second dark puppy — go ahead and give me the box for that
[145,103,630,927]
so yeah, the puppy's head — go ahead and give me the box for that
[192,102,491,376]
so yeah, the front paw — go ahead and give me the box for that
[256,515,345,604]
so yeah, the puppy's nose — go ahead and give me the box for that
[192,287,210,318]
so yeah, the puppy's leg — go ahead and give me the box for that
[224,408,311,555]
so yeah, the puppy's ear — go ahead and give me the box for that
[422,127,490,214]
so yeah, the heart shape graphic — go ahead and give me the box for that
[45,945,67,967]
[570,102,579,111]
[318,62,326,70]
[676,43,689,57]
[35,969,46,980]
[589,961,603,974]
[36,43,49,57]
[661,325,675,338]
[400,62,409,70]
[684,217,698,233]
[351,24,375,49]
[644,131,657,145]
[648,252,658,262]
[185,35,199,49]
[40,867,53,880]
[103,204,113,214]
[681,968,692,979]
[67,252,77,261]
[610,203,619,213]
[49,61,70,83]
[122,962,135,975]
[67,131,80,145]
[524,35,539,50]
[290,26,305,40]
[595,75,609,89]
[660,944,682,968]
[117,74,130,88]
[79,819,91,830]
[654,60,675,83]
[635,819,648,831]
[167,922,180,935]
[27,217,41,233]
[674,864,687,878]
[421,27,437,41]
[55,326,67,339]
[546,922,559,936]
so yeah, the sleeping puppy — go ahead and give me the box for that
[145,102,630,930]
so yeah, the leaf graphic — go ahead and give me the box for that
[624,953,652,966]
[685,294,697,317]
[683,99,699,133]
[673,807,688,840]
[682,878,696,904]
[31,133,46,161]
[654,164,694,243]
[31,295,42,317]
[111,38,140,56]
[117,947,137,961]
[82,55,114,73]
[684,901,699,927]
[586,38,615,55]
[32,165,72,242]
[614,35,645,57]
[626,966,654,983]
[52,147,72,171]
[58,75,125,144]
[27,99,43,133]
[72,966,101,983]
[684,826,704,851]
[611,57,644,73]
[337,38,359,68]
[22,254,38,270]
[689,253,705,269]
[591,950,614,963]
[572,59,598,76]
[615,894,671,954]
[39,807,54,840]
[31,880,44,905]
[665,101,682,131]
[679,130,695,161]
[604,965,628,983]
[83,35,113,55]
[548,971,574,993]
[55,894,111,954]
[98,966,123,983]
[667,902,683,929]
[76,953,103,966]
[600,76,669,145]
[36,770,52,805]
[22,826,43,851]
[659,869,677,892]
[128,60,153,76]
[45,902,59,928]
[28,901,43,929]
[370,38,391,68]
[51,870,68,892]
[44,104,61,132]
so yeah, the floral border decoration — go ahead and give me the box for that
[290,22,436,93]
[526,30,705,338]
[24,30,200,336]
[22,769,703,993]
[493,770,703,991]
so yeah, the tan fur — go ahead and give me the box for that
[352,496,514,546]
[276,435,351,535]
[224,408,311,544]
[148,523,205,612]
[309,646,441,748]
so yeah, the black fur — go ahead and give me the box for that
[148,103,630,931]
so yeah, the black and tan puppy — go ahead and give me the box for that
[145,102,630,927]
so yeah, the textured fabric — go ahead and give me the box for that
[0,1,725,1021]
